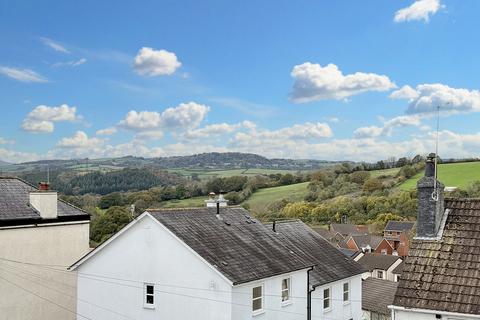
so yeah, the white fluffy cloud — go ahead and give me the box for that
[134,47,181,76]
[354,115,422,138]
[290,63,395,103]
[96,127,117,136]
[0,66,48,83]
[391,84,480,115]
[232,122,333,149]
[22,104,81,133]
[57,131,104,149]
[119,102,210,133]
[394,0,443,23]
[40,37,70,53]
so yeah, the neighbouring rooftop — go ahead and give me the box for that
[356,253,401,272]
[362,277,399,315]
[0,177,89,226]
[394,198,480,315]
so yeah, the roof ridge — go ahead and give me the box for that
[147,205,244,212]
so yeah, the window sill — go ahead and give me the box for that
[143,305,156,310]
[343,301,350,306]
[281,300,293,307]
[323,308,332,313]
[252,309,265,317]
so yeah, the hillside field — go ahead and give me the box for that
[243,182,310,213]
[399,161,480,190]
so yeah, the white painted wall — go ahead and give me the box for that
[29,192,58,219]
[231,271,308,320]
[312,274,363,320]
[0,221,90,320]
[76,215,234,320]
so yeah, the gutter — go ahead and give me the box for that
[307,266,316,320]
[389,305,480,319]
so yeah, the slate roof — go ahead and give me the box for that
[385,221,415,232]
[266,220,365,287]
[0,177,89,224]
[149,207,315,285]
[392,261,403,275]
[362,277,398,315]
[393,198,480,315]
[356,253,401,272]
[330,223,368,236]
[338,248,359,259]
[350,234,384,250]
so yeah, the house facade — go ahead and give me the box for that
[354,253,402,281]
[391,154,480,320]
[0,178,90,320]
[72,206,365,320]
[383,221,414,257]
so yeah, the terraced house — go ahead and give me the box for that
[391,154,480,319]
[70,202,364,320]
[0,177,90,320]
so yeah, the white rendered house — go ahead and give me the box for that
[71,205,364,320]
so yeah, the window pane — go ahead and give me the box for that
[323,297,330,309]
[343,282,348,291]
[282,289,289,301]
[343,291,349,301]
[253,286,262,299]
[146,285,154,294]
[282,278,289,290]
[146,295,154,304]
[253,298,262,311]
[323,288,330,299]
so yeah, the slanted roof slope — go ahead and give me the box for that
[363,277,398,315]
[356,253,401,271]
[385,221,415,232]
[393,198,480,315]
[267,220,365,287]
[149,207,314,285]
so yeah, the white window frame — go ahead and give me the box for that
[281,277,292,306]
[377,270,384,279]
[343,282,350,303]
[252,284,264,315]
[323,287,331,312]
[144,283,155,309]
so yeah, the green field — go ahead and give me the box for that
[159,181,310,211]
[399,161,480,190]
[166,168,303,180]
[158,196,206,208]
[370,167,400,178]
[243,182,310,212]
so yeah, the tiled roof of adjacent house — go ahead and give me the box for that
[385,221,415,232]
[391,261,404,275]
[362,278,398,315]
[393,199,480,315]
[356,253,401,271]
[149,207,316,285]
[0,177,89,224]
[266,220,365,287]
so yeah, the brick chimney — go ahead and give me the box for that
[416,153,444,238]
[29,182,58,219]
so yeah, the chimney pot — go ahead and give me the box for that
[38,182,50,191]
[425,153,436,177]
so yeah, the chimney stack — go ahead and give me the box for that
[29,182,58,219]
[416,153,444,238]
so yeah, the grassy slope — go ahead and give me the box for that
[243,182,310,212]
[399,161,480,190]
[159,181,311,210]
[370,167,400,178]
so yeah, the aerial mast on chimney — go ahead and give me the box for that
[432,105,440,201]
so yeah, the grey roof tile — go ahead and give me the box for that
[362,277,398,315]
[357,253,401,271]
[266,220,366,287]
[0,177,88,222]
[148,207,315,285]
[393,198,480,315]
[385,221,415,232]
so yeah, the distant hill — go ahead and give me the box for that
[3,152,338,173]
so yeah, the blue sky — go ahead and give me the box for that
[1,0,480,162]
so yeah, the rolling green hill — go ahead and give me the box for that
[243,182,310,213]
[399,161,480,190]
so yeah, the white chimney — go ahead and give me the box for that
[205,192,228,208]
[29,183,58,219]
